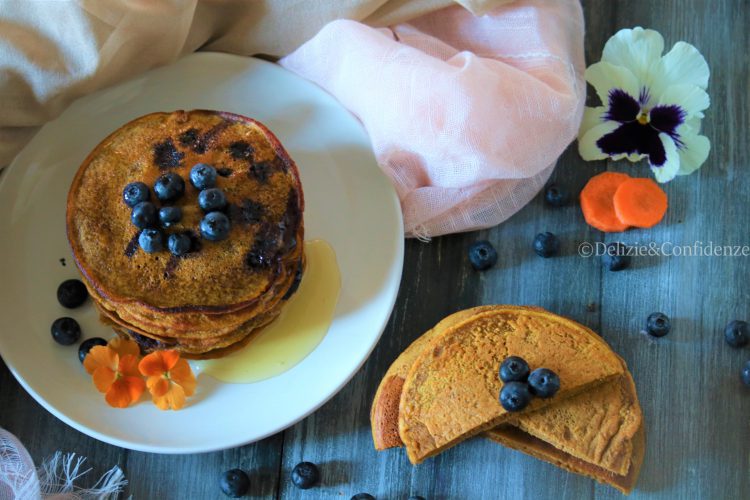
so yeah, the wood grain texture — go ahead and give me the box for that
[1,0,748,498]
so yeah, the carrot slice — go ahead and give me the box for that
[613,178,668,228]
[580,172,631,232]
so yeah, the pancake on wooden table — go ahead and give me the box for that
[371,306,645,494]
[66,110,305,357]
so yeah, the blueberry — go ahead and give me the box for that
[741,361,750,387]
[122,182,150,207]
[78,337,107,363]
[159,206,182,228]
[533,232,560,258]
[153,172,185,202]
[51,317,81,346]
[646,312,671,337]
[138,228,164,253]
[190,163,218,190]
[544,184,568,207]
[499,356,530,383]
[57,279,88,308]
[168,232,192,256]
[351,494,375,500]
[200,212,231,241]
[602,242,631,271]
[199,188,228,212]
[219,469,249,498]
[131,201,158,229]
[499,381,532,412]
[724,320,749,348]
[528,368,560,398]
[468,240,498,270]
[291,462,320,490]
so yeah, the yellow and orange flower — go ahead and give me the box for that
[138,350,196,411]
[83,337,145,408]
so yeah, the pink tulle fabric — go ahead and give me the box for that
[281,0,585,238]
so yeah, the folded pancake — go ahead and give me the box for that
[371,306,644,494]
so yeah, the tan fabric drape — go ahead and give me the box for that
[0,0,511,167]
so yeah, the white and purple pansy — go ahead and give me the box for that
[578,27,711,183]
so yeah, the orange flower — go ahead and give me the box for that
[83,338,145,408]
[138,350,196,411]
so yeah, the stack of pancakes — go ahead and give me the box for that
[372,306,645,494]
[66,110,304,358]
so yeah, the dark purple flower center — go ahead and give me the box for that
[597,88,686,167]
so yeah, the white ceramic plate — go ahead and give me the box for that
[0,53,403,453]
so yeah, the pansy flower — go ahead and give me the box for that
[139,350,196,411]
[578,27,710,182]
[83,337,145,408]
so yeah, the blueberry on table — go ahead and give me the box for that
[57,279,88,308]
[602,242,631,271]
[131,201,157,229]
[351,494,376,500]
[159,206,182,228]
[199,188,228,212]
[51,317,81,346]
[741,361,750,387]
[468,240,498,270]
[533,232,560,258]
[154,172,185,202]
[499,356,530,383]
[190,163,218,190]
[646,312,671,337]
[724,320,749,348]
[168,232,192,256]
[544,184,568,207]
[528,368,560,398]
[220,469,250,498]
[200,212,231,241]
[122,182,150,207]
[499,381,532,412]
[291,461,320,490]
[139,228,164,253]
[78,337,107,363]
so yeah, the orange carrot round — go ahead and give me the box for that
[580,172,631,232]
[613,178,668,228]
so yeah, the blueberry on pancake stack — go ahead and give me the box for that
[66,110,304,359]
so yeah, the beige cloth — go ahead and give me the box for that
[0,0,509,168]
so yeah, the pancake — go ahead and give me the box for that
[66,110,305,357]
[67,110,304,313]
[370,306,644,493]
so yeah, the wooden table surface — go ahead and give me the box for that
[1,1,748,498]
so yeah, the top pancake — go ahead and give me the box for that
[67,110,304,312]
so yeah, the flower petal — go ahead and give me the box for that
[92,366,116,393]
[139,351,168,377]
[169,359,196,397]
[602,27,665,87]
[579,121,620,161]
[83,346,117,375]
[579,106,606,137]
[166,384,187,411]
[147,376,170,397]
[106,378,136,408]
[656,84,709,119]
[658,41,709,90]
[160,350,181,371]
[108,336,141,358]
[651,134,680,182]
[585,62,641,106]
[677,128,710,176]
[119,354,142,378]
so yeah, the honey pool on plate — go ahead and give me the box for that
[194,240,341,383]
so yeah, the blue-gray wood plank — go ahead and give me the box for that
[1,0,748,498]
